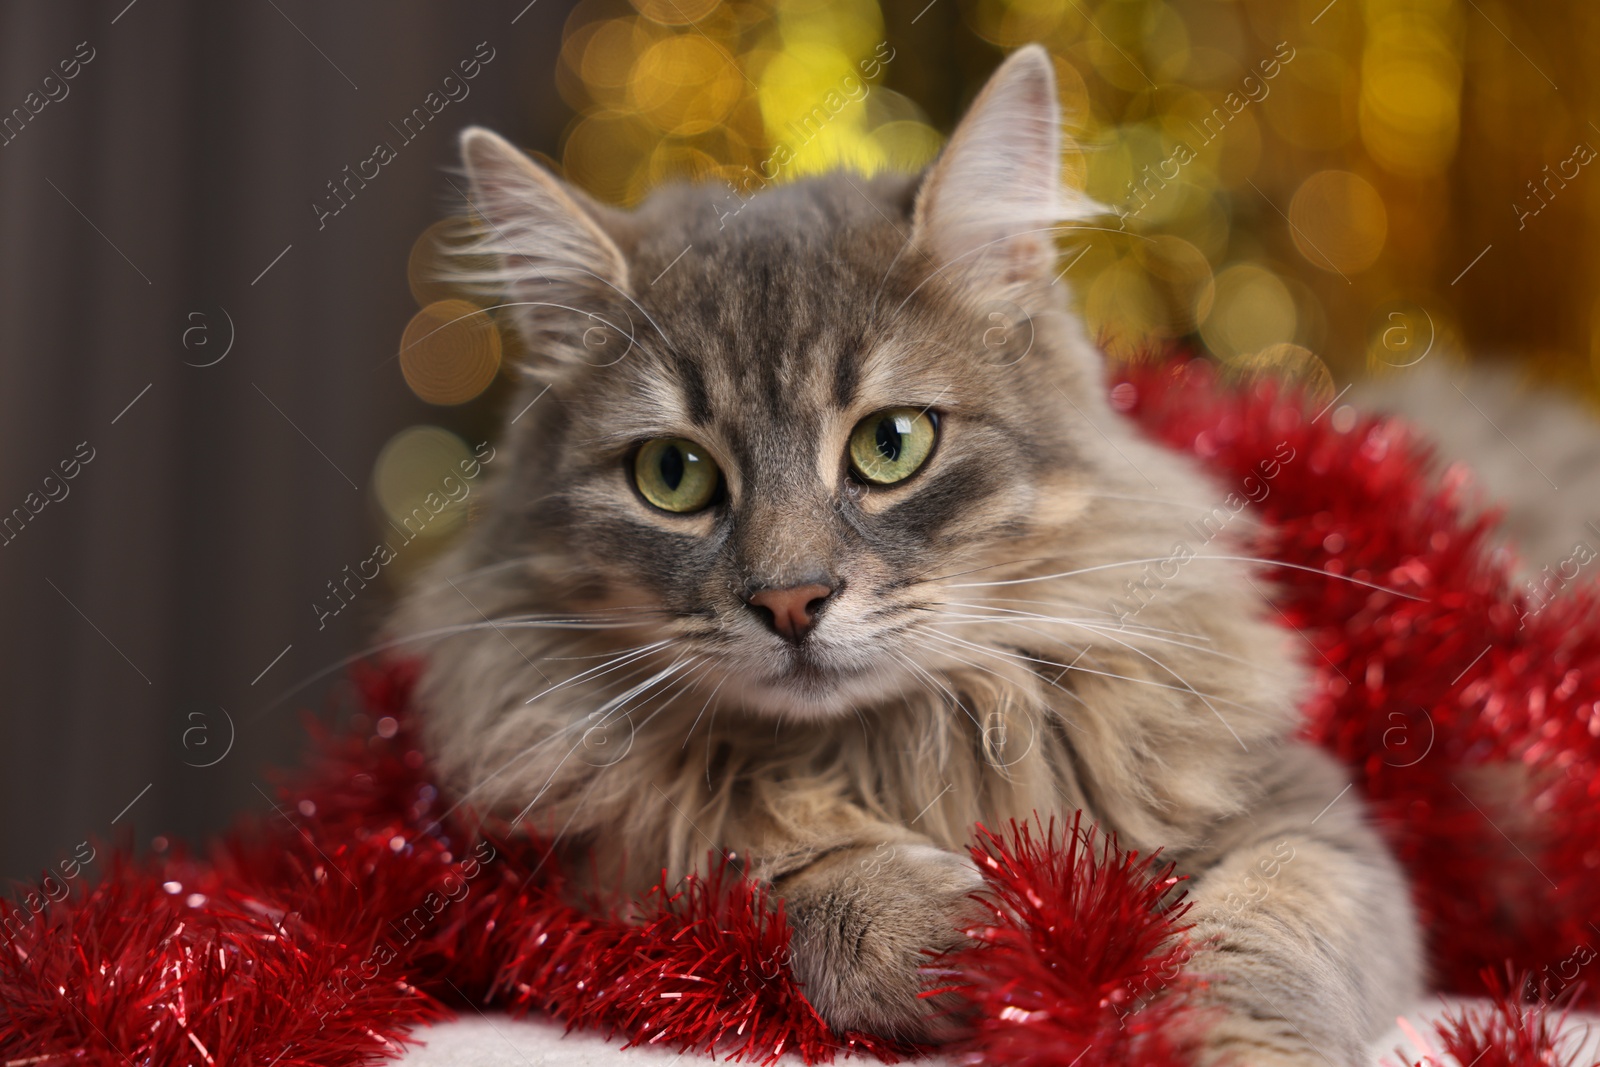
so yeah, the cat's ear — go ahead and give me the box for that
[910,45,1092,293]
[448,127,632,375]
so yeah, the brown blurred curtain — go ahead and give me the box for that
[0,2,570,881]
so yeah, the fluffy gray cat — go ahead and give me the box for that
[388,45,1421,1065]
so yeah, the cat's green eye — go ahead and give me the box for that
[633,438,721,513]
[848,408,938,486]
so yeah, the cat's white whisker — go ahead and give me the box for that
[505,654,702,829]
[887,649,986,735]
[255,615,660,718]
[914,626,1265,721]
[903,635,1088,727]
[946,554,1427,600]
[406,556,530,593]
[422,714,592,834]
[1069,489,1245,512]
[934,604,1256,667]
[913,626,1085,678]
[949,610,1256,751]
[484,612,670,629]
[952,596,1214,641]
[631,657,713,732]
[511,769,606,880]
[905,556,1056,587]
[681,671,729,750]
[523,639,676,704]
[540,633,698,660]
[565,658,713,799]
[423,646,691,829]
[582,651,698,728]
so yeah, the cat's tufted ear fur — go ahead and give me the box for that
[911,45,1094,293]
[447,127,632,377]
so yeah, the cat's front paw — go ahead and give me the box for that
[777,843,986,1041]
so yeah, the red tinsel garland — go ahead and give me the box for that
[1114,359,1600,997]
[2,358,1596,1066]
[943,816,1204,1067]
[1398,970,1588,1067]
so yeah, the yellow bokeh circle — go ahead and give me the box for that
[582,18,653,90]
[967,0,1070,49]
[1200,264,1298,359]
[562,111,657,205]
[399,299,502,407]
[1132,235,1216,336]
[629,35,744,136]
[1287,170,1388,275]
[870,120,943,171]
[1359,49,1460,177]
[373,426,476,541]
[1085,254,1169,353]
[1228,342,1335,406]
[630,0,720,27]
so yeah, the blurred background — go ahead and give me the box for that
[1,0,1596,881]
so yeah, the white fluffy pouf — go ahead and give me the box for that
[394,999,1600,1067]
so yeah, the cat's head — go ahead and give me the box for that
[426,46,1116,720]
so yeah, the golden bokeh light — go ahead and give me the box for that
[1288,170,1388,275]
[399,299,502,407]
[1200,264,1298,360]
[1359,19,1461,179]
[582,19,650,91]
[1136,2,1191,84]
[1085,255,1169,354]
[757,42,879,176]
[373,426,476,543]
[630,0,721,27]
[869,120,943,172]
[630,35,744,136]
[966,0,1073,49]
[640,140,724,187]
[563,110,660,205]
[1133,235,1216,336]
[1227,342,1336,407]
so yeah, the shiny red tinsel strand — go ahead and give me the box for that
[1400,969,1588,1067]
[943,815,1203,1067]
[3,361,1597,1066]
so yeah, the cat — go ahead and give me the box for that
[388,45,1421,1066]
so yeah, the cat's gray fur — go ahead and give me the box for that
[388,46,1421,1064]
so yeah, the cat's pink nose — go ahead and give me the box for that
[745,583,835,643]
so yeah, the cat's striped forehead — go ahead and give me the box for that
[638,177,915,385]
[600,173,966,462]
